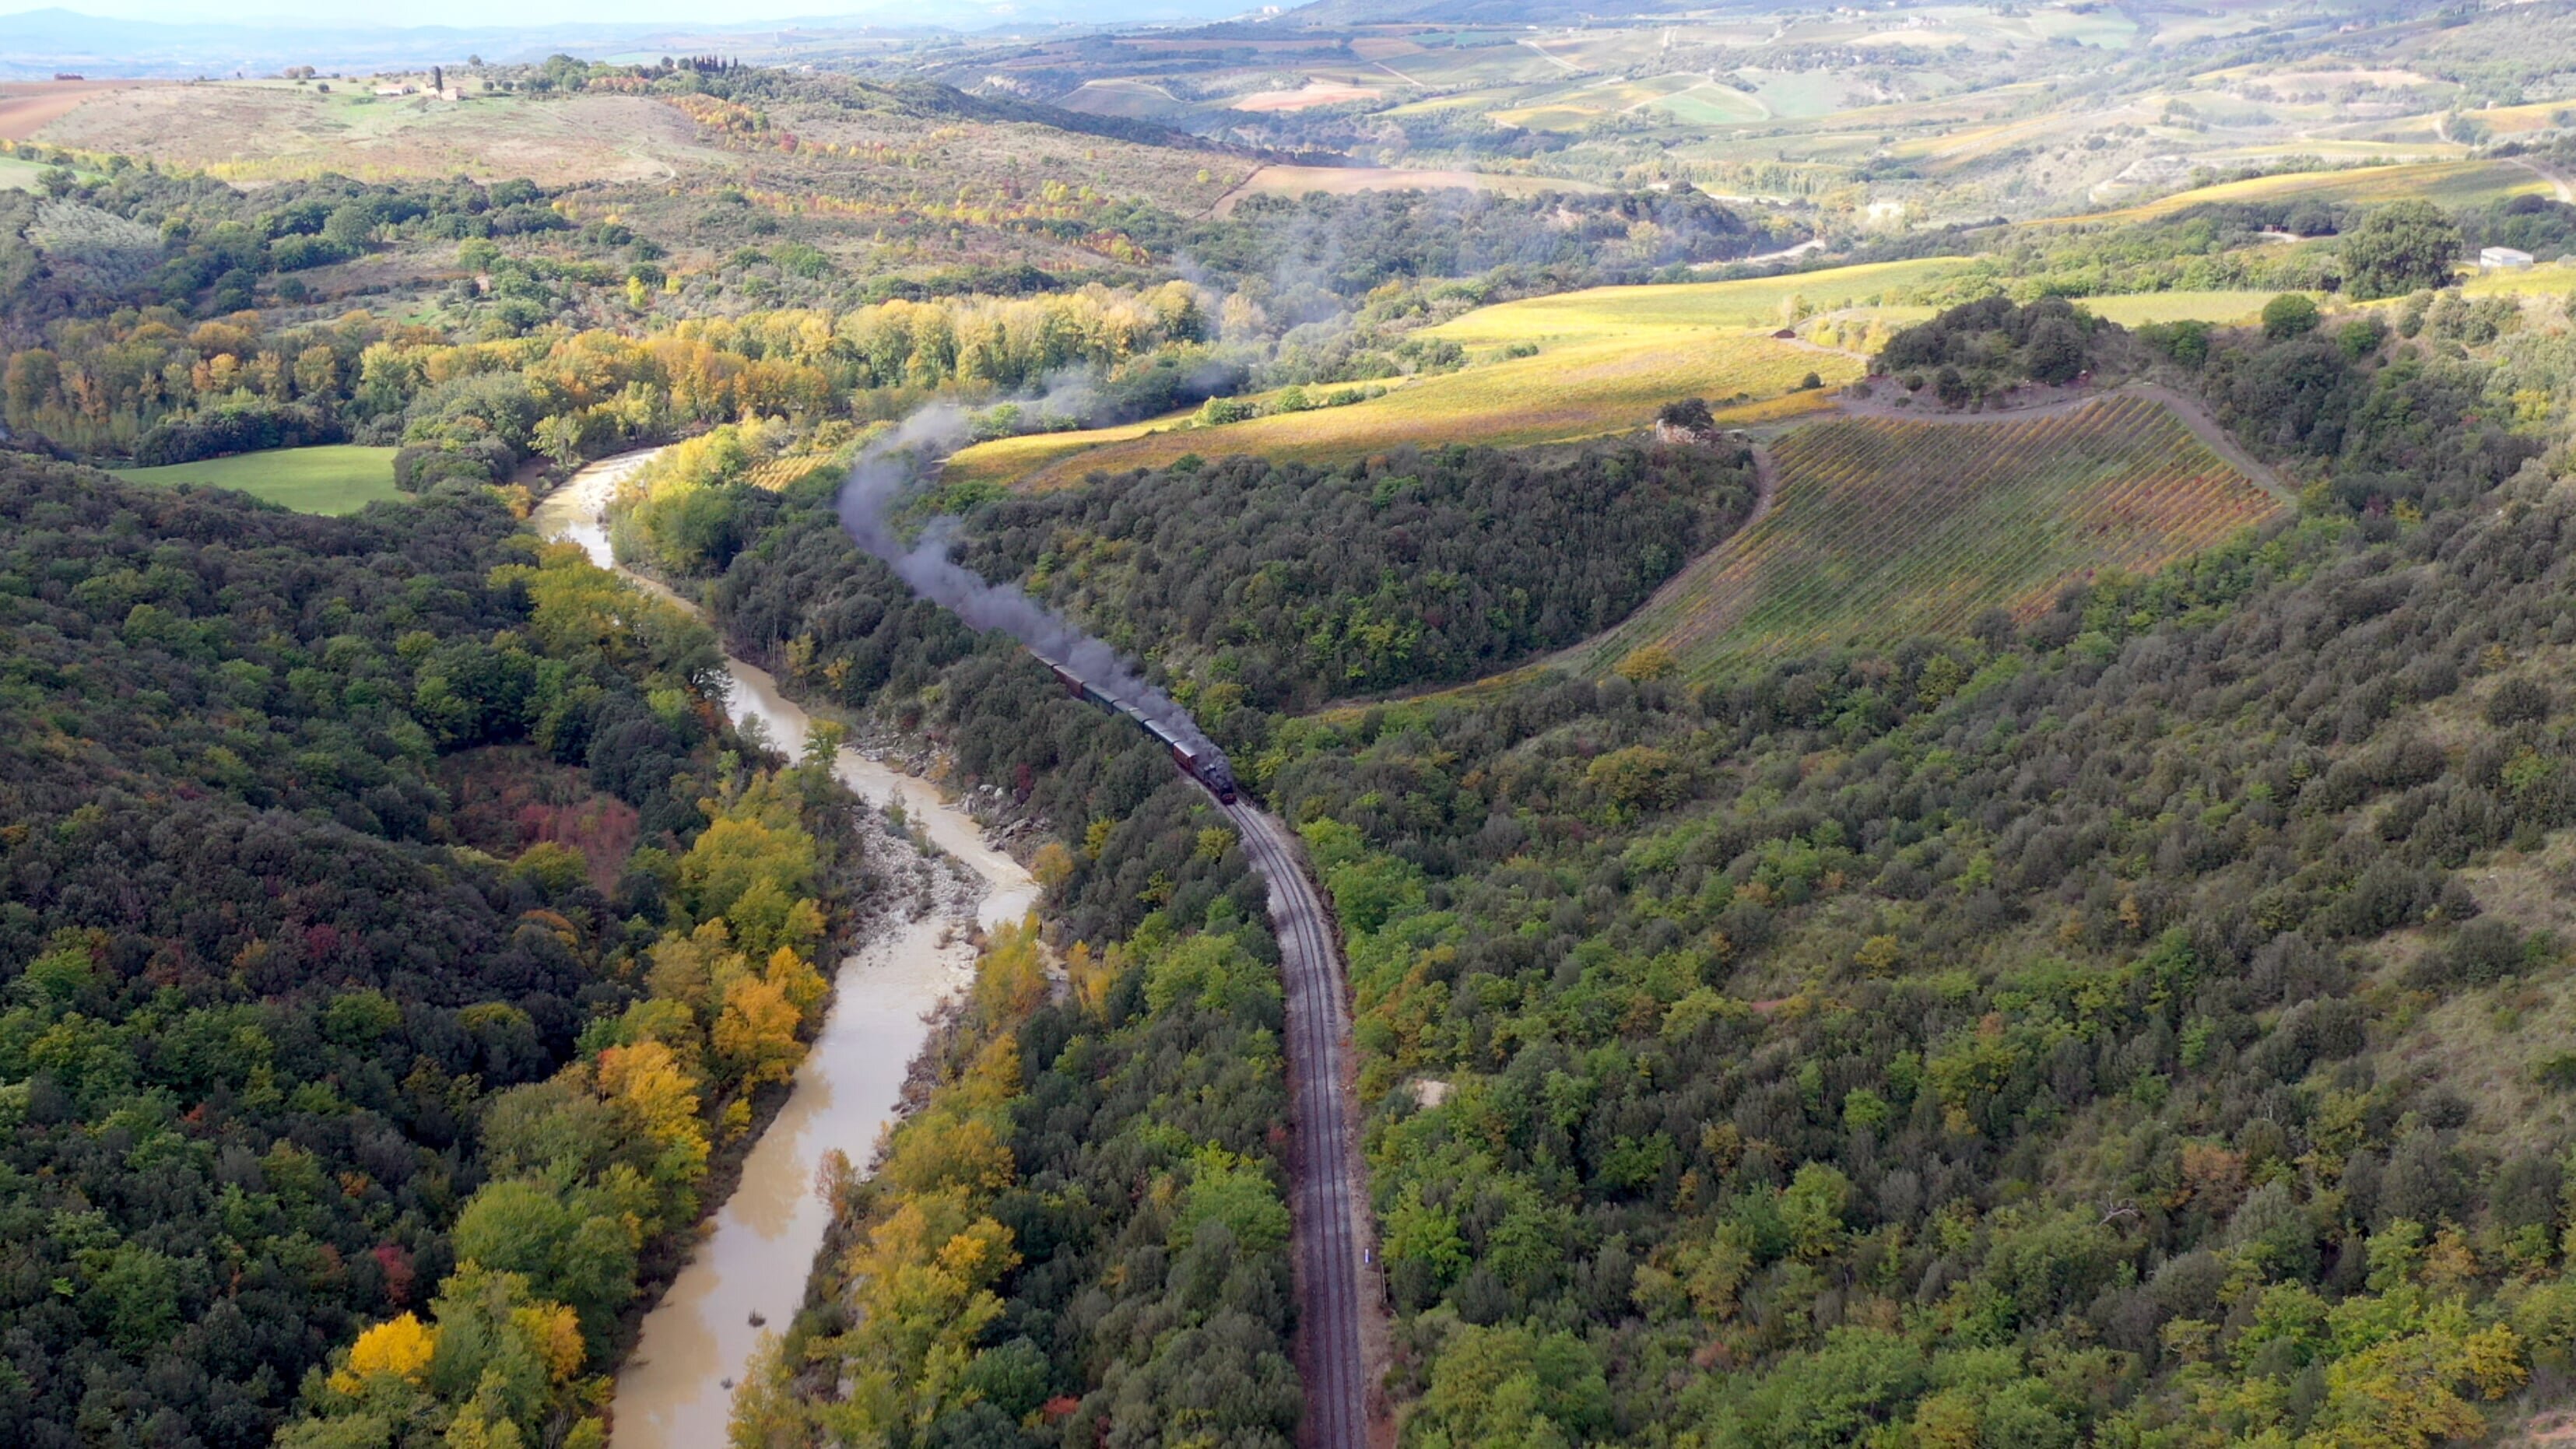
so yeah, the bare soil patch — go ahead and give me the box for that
[1234,80,1386,112]
[0,79,156,141]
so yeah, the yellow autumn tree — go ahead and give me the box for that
[714,971,805,1088]
[1031,840,1076,892]
[680,783,817,920]
[328,1311,437,1392]
[511,1302,586,1384]
[728,877,826,959]
[765,944,827,1016]
[2300,1332,2487,1448]
[825,1191,1021,1438]
[729,1330,814,1449]
[971,915,1047,1025]
[597,1040,710,1191]
[2462,1321,2528,1400]
[1065,939,1116,1012]
[880,1110,1016,1198]
[648,918,738,1017]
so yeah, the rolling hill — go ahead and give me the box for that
[1562,391,2285,680]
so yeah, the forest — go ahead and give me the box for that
[953,440,1759,712]
[0,460,858,1447]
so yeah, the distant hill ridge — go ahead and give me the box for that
[0,2,1244,78]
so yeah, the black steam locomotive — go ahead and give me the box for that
[1035,654,1239,803]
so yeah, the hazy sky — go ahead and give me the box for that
[21,0,1072,26]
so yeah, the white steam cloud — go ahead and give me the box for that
[833,391,1222,756]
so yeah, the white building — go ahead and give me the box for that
[2481,246,2535,270]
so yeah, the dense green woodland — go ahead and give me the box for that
[955,441,1757,712]
[0,462,856,1447]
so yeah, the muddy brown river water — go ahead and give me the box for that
[532,451,1038,1447]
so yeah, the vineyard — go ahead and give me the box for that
[1564,393,2283,679]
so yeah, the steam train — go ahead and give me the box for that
[1034,652,1239,804]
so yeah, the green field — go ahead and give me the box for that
[2076,291,2286,327]
[0,156,75,191]
[1560,394,2282,679]
[1648,82,1772,126]
[115,445,405,514]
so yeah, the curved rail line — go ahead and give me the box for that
[1225,799,1375,1448]
[1031,647,1377,1442]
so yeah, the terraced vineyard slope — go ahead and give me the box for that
[1567,393,2283,679]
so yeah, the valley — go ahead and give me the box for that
[12,2,2576,1447]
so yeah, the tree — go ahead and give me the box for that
[331,1314,437,1393]
[1781,1163,1854,1258]
[1413,1324,1611,1448]
[729,1331,812,1448]
[680,812,817,921]
[451,1178,637,1348]
[2024,316,2086,384]
[713,970,805,1087]
[2262,293,2322,339]
[1658,396,1717,433]
[2342,202,2462,300]
[535,412,586,469]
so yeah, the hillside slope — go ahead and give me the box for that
[1567,392,2283,680]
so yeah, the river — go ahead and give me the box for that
[532,450,1039,1447]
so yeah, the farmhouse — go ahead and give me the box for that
[2481,245,2535,270]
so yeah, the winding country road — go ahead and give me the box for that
[1225,801,1380,1449]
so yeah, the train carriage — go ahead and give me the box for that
[1034,652,1237,802]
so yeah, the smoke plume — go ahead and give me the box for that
[834,395,1220,755]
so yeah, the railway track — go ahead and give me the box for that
[1226,800,1377,1449]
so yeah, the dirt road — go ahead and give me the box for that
[1227,801,1380,1449]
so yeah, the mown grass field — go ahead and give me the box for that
[1801,290,2282,353]
[2074,291,2288,327]
[116,445,404,514]
[1560,394,2282,679]
[0,155,72,191]
[2456,260,2576,298]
